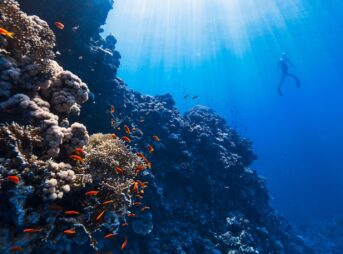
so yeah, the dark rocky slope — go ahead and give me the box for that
[16,0,314,253]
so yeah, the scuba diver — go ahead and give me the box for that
[278,52,300,95]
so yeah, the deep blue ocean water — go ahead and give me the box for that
[104,0,343,224]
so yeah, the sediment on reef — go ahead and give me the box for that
[0,0,316,253]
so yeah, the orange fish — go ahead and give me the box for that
[143,158,152,169]
[64,229,76,235]
[54,21,65,30]
[9,246,23,253]
[147,144,154,154]
[134,202,142,206]
[121,236,128,250]
[115,166,124,175]
[95,210,106,222]
[132,182,139,194]
[85,190,99,196]
[140,189,145,194]
[111,119,116,127]
[102,200,114,205]
[69,154,83,163]
[135,194,144,199]
[135,165,146,174]
[0,28,14,38]
[152,135,160,142]
[6,175,19,184]
[64,210,80,215]
[104,233,116,239]
[124,125,131,135]
[136,153,145,159]
[121,136,131,143]
[141,206,150,212]
[23,228,42,233]
[73,147,85,156]
[132,127,137,132]
[110,105,115,113]
[127,213,136,217]
[111,133,118,139]
[121,222,128,227]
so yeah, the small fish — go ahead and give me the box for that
[102,200,114,205]
[56,51,61,55]
[124,125,131,134]
[127,213,136,217]
[6,175,19,184]
[23,228,42,233]
[54,21,65,30]
[134,202,142,206]
[111,133,118,139]
[72,25,79,32]
[121,236,128,250]
[78,56,83,60]
[183,94,190,99]
[192,96,199,100]
[135,194,144,199]
[140,189,145,194]
[9,246,23,253]
[136,180,147,188]
[121,222,128,227]
[132,127,137,132]
[73,147,85,156]
[69,154,83,163]
[141,206,150,212]
[147,144,154,154]
[111,119,116,127]
[121,136,131,143]
[152,135,160,142]
[64,229,76,235]
[135,165,146,174]
[136,153,146,159]
[139,119,145,123]
[115,166,124,175]
[64,210,80,215]
[145,161,152,169]
[111,105,115,113]
[95,210,106,222]
[0,27,14,38]
[85,190,99,196]
[132,182,139,193]
[104,233,116,239]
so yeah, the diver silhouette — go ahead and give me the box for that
[278,52,300,95]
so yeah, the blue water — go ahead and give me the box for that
[104,0,343,224]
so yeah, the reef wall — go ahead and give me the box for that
[0,0,316,253]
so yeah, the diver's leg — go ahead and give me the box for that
[278,74,286,95]
[287,73,301,87]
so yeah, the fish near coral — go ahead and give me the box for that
[147,144,154,154]
[121,136,131,143]
[23,228,42,233]
[111,105,115,113]
[132,182,139,194]
[135,165,146,174]
[134,202,142,206]
[64,210,80,215]
[104,233,116,239]
[111,133,118,139]
[152,135,160,142]
[127,213,136,218]
[135,194,144,199]
[121,236,128,250]
[69,154,83,163]
[73,147,86,157]
[124,125,131,135]
[54,21,65,30]
[0,27,14,38]
[115,166,124,175]
[102,200,114,205]
[9,246,23,253]
[64,229,76,235]
[96,210,106,222]
[6,175,19,184]
[85,190,99,196]
[121,222,128,227]
[141,206,150,212]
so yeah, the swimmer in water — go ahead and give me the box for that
[278,52,300,95]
